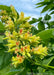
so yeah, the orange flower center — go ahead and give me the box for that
[16,42,19,45]
[21,48,24,52]
[20,29,23,34]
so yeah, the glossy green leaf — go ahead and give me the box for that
[38,56,54,74]
[38,17,42,21]
[44,0,51,2]
[0,5,11,12]
[38,21,45,31]
[36,0,54,14]
[36,1,48,5]
[43,56,54,65]
[18,68,27,75]
[44,70,54,75]
[29,18,38,24]
[0,43,12,70]
[50,7,54,11]
[50,11,54,15]
[0,65,11,75]
[6,69,22,75]
[31,27,38,35]
[37,67,54,75]
[37,28,54,42]
[44,14,51,20]
[36,1,50,8]
[36,4,45,8]
[49,21,54,26]
[41,3,54,13]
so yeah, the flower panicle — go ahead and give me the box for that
[2,6,48,67]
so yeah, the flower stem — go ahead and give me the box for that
[31,69,33,75]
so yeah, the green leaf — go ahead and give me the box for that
[36,4,45,8]
[44,70,54,75]
[41,3,54,13]
[36,1,48,5]
[29,18,38,24]
[38,17,42,21]
[0,36,4,43]
[31,27,38,35]
[0,54,4,69]
[35,0,54,14]
[50,11,54,15]
[18,68,27,75]
[38,67,54,75]
[43,56,54,65]
[38,57,54,74]
[46,22,51,28]
[0,22,5,33]
[0,43,12,70]
[6,69,22,75]
[37,28,54,42]
[44,14,51,20]
[36,1,50,8]
[50,7,54,11]
[44,0,51,2]
[38,21,45,31]
[0,5,11,12]
[35,62,54,70]
[49,21,54,26]
[0,65,11,75]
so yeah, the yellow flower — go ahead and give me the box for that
[27,52,31,57]
[26,45,30,52]
[24,22,32,28]
[5,31,10,36]
[12,56,18,61]
[3,31,11,39]
[13,30,18,36]
[29,35,40,43]
[20,47,25,56]
[1,10,7,15]
[12,30,18,38]
[20,12,24,19]
[23,16,30,21]
[12,55,24,67]
[10,5,17,19]
[17,12,24,24]
[34,45,47,56]
[5,18,14,29]
[8,39,16,44]
[8,47,17,52]
[24,33,29,39]
[19,22,32,28]
[7,43,16,48]
[1,15,8,22]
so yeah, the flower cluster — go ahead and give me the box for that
[1,6,48,67]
